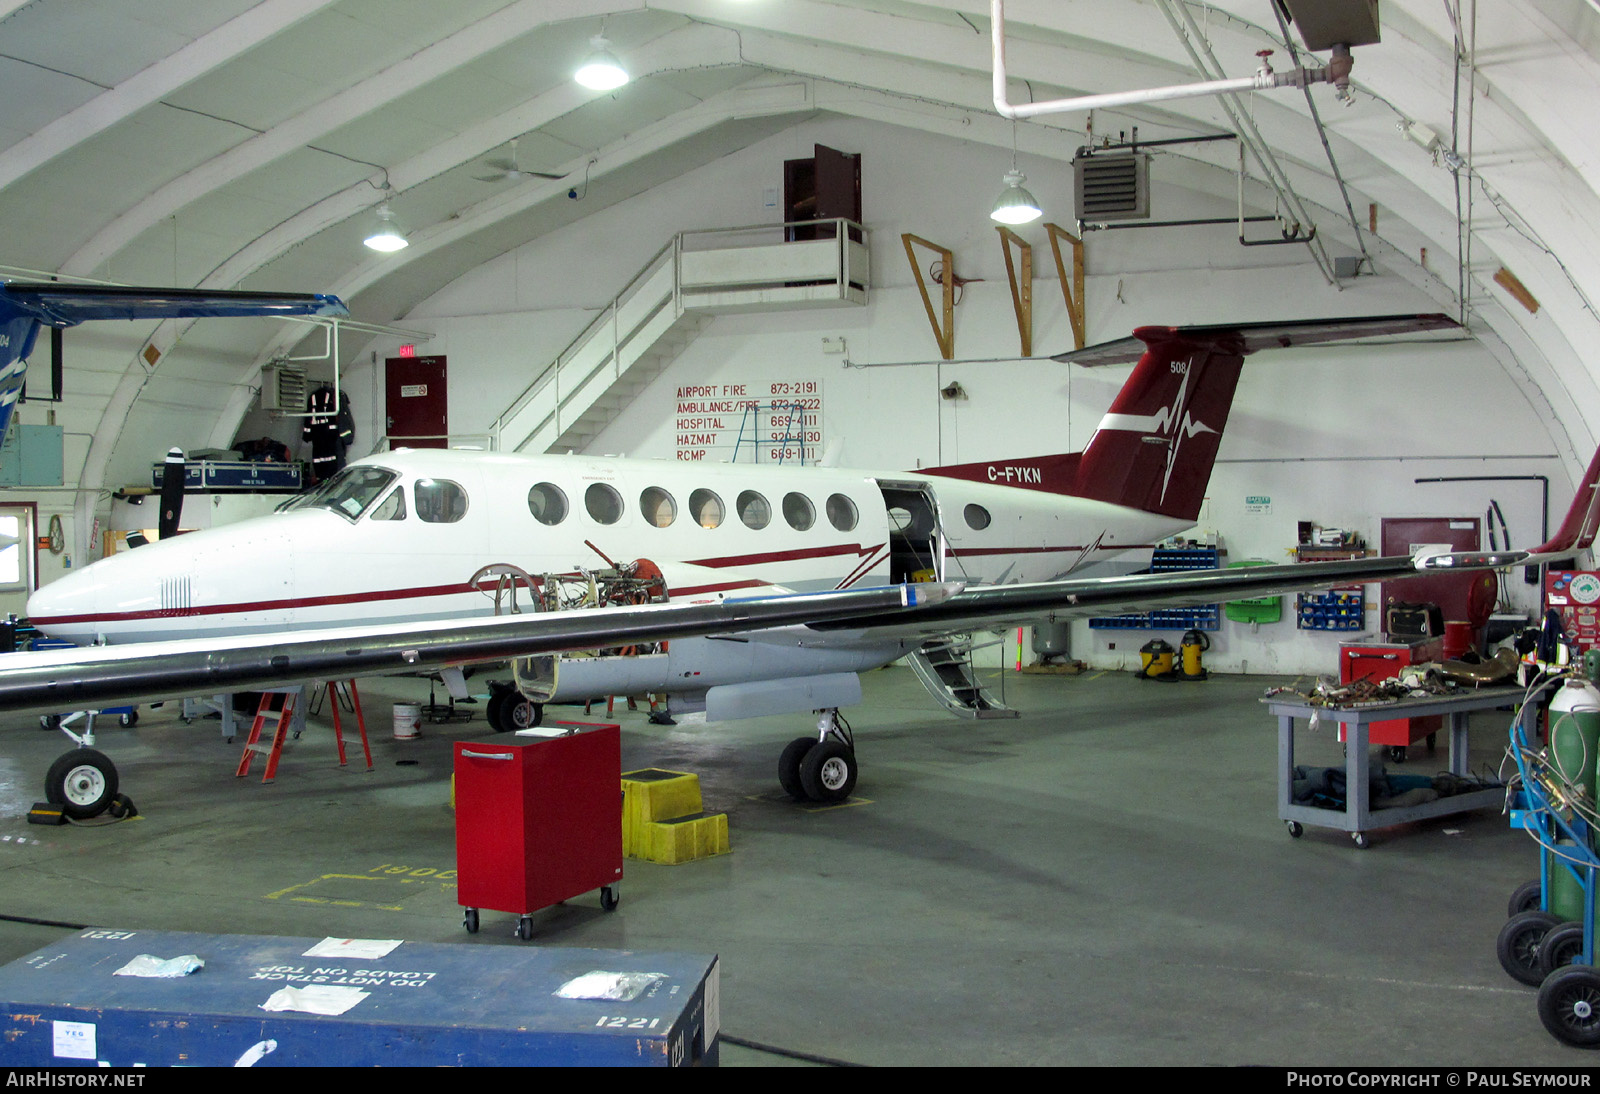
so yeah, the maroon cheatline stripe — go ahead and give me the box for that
[684,541,884,568]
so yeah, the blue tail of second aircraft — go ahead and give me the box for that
[0,281,348,442]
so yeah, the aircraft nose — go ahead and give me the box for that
[26,565,105,641]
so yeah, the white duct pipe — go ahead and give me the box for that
[989,0,1340,120]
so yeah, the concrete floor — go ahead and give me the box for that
[0,664,1587,1066]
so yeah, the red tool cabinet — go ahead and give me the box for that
[1339,638,1444,760]
[454,723,623,940]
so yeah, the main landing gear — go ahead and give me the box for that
[484,683,543,733]
[778,709,858,804]
[37,711,135,820]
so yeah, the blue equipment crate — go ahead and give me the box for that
[0,929,719,1067]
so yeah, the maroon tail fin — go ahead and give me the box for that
[1069,327,1244,522]
[1535,443,1600,555]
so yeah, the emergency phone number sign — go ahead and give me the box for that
[674,380,823,464]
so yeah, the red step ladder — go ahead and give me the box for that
[235,682,372,782]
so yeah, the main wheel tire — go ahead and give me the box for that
[778,737,817,801]
[1509,879,1544,917]
[1538,965,1600,1047]
[1538,922,1590,979]
[506,696,543,731]
[800,740,857,803]
[485,691,510,731]
[1498,910,1564,986]
[44,749,119,820]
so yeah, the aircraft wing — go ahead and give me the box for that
[0,582,957,719]
[0,282,349,326]
[806,549,1531,640]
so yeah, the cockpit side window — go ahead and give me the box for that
[369,487,407,522]
[415,478,468,524]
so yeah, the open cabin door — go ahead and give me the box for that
[876,480,945,583]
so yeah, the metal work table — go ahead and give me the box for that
[1265,686,1523,847]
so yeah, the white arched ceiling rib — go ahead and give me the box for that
[0,0,337,195]
[59,0,642,279]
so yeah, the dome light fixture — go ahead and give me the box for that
[363,202,409,252]
[989,168,1042,225]
[575,35,629,91]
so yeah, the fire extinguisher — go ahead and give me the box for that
[1180,629,1210,681]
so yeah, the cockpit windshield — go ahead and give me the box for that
[282,466,399,522]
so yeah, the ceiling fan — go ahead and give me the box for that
[473,137,567,182]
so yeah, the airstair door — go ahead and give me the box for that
[875,480,945,584]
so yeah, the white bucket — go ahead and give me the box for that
[392,703,422,740]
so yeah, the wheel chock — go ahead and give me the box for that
[26,802,66,826]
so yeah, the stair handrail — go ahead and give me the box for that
[490,218,865,451]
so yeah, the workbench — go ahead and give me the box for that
[1265,686,1524,847]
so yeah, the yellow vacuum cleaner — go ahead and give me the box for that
[1180,629,1210,681]
[1137,638,1177,682]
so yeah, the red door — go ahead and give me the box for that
[385,355,448,449]
[1379,516,1481,626]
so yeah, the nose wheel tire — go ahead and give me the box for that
[44,749,120,820]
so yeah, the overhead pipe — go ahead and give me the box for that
[989,0,1351,121]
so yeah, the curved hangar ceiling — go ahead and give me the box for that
[0,0,1597,484]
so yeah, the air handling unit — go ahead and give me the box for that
[1074,152,1149,223]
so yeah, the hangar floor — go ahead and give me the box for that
[0,665,1585,1066]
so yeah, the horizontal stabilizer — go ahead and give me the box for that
[1055,313,1460,366]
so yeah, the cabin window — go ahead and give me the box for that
[528,482,568,525]
[964,504,992,531]
[826,493,858,532]
[783,492,815,531]
[369,487,407,521]
[585,483,624,525]
[690,488,724,528]
[641,487,676,527]
[737,490,771,530]
[415,479,468,524]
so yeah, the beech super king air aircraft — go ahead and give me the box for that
[14,310,1600,819]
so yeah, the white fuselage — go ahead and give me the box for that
[26,448,1188,711]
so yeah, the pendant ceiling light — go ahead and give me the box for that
[363,202,409,252]
[989,169,1042,225]
[575,35,629,91]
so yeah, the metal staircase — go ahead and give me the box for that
[493,220,868,455]
[907,636,1019,719]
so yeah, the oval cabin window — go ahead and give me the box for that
[585,483,624,525]
[826,493,858,532]
[783,492,815,531]
[641,487,676,528]
[964,503,992,531]
[689,488,725,528]
[738,490,771,530]
[528,483,568,526]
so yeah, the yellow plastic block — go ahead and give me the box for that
[636,812,730,865]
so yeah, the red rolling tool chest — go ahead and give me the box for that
[1338,638,1445,760]
[454,723,624,939]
